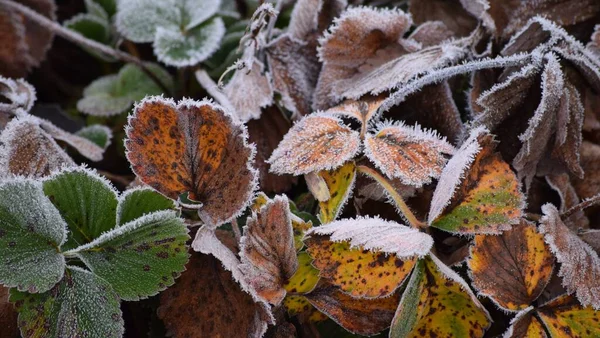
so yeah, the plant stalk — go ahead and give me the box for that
[357,165,425,229]
[561,193,600,219]
[0,0,171,94]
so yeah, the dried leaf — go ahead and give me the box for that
[409,0,478,37]
[306,235,416,298]
[537,294,600,337]
[468,220,554,311]
[504,308,548,338]
[364,121,455,187]
[125,96,258,227]
[39,119,106,162]
[572,141,600,200]
[267,113,361,175]
[539,204,600,309]
[239,195,298,305]
[429,127,524,234]
[546,173,588,230]
[0,286,19,338]
[317,161,356,224]
[323,95,385,125]
[390,255,491,338]
[306,283,401,336]
[0,76,36,113]
[306,216,434,258]
[222,59,273,122]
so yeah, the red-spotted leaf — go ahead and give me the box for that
[268,113,361,175]
[239,195,298,305]
[539,204,600,309]
[428,127,524,234]
[365,121,455,187]
[125,96,258,227]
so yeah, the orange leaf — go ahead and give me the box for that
[125,97,257,226]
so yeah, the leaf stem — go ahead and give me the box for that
[0,0,171,95]
[561,193,600,219]
[357,165,425,229]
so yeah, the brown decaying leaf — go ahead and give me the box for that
[158,252,273,338]
[504,308,548,338]
[0,76,37,113]
[239,195,298,305]
[0,285,19,338]
[267,113,360,175]
[539,204,600,309]
[546,173,589,230]
[246,106,297,193]
[572,141,600,200]
[305,283,400,336]
[0,117,74,178]
[125,96,258,227]
[323,95,384,125]
[409,0,478,37]
[0,0,56,78]
[468,220,554,311]
[364,121,455,187]
[222,59,273,122]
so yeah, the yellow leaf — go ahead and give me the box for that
[284,252,319,294]
[318,161,356,224]
[537,295,600,338]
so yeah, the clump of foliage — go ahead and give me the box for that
[1,0,600,337]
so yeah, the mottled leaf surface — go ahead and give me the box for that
[317,161,356,224]
[504,308,548,338]
[284,252,319,295]
[537,295,600,338]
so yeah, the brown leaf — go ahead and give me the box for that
[125,97,257,226]
[0,285,19,338]
[0,0,56,78]
[305,283,400,336]
[504,309,548,338]
[247,106,297,193]
[572,141,600,200]
[239,196,298,305]
[539,204,600,309]
[468,220,554,311]
[0,76,37,114]
[546,173,589,230]
[222,59,273,122]
[267,113,361,175]
[158,252,273,338]
[408,21,455,47]
[409,0,478,37]
[0,117,74,178]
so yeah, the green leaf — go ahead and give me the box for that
[93,0,116,17]
[75,125,113,149]
[84,0,109,20]
[117,187,177,225]
[77,63,173,116]
[0,179,67,293]
[64,13,110,43]
[154,17,226,67]
[71,210,190,301]
[10,266,124,338]
[42,168,118,251]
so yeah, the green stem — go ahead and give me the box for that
[357,165,425,229]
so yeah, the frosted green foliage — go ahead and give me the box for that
[42,167,119,251]
[77,63,173,116]
[116,0,225,67]
[0,179,67,293]
[70,211,190,301]
[10,266,124,338]
[64,14,110,44]
[75,125,113,149]
[116,187,177,225]
[90,0,116,18]
[84,0,109,20]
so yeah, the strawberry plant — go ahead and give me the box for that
[1,0,600,337]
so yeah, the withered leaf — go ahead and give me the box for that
[125,96,258,227]
[572,141,600,200]
[222,58,273,122]
[0,76,36,114]
[429,127,524,234]
[239,195,298,305]
[409,0,478,37]
[468,220,554,311]
[546,173,589,230]
[268,113,361,175]
[158,252,273,338]
[306,235,416,298]
[364,121,455,187]
[305,283,401,336]
[539,204,600,309]
[0,286,19,338]
[504,308,548,338]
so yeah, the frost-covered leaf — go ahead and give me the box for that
[307,216,433,258]
[390,255,491,338]
[572,141,600,200]
[0,178,67,293]
[158,251,273,338]
[75,125,112,150]
[64,13,110,44]
[317,161,356,224]
[69,210,189,301]
[305,171,330,202]
[306,283,401,336]
[409,0,478,37]
[125,96,257,227]
[0,0,55,78]
[537,294,600,338]
[115,0,180,43]
[468,220,554,311]
[324,95,385,125]
[408,21,455,47]
[284,252,319,295]
[77,63,173,116]
[429,127,524,234]
[0,117,74,178]
[42,167,118,251]
[38,119,106,162]
[504,308,548,338]
[539,204,600,309]
[116,187,177,226]
[0,76,37,113]
[546,173,588,229]
[239,195,298,305]
[268,113,361,175]
[10,266,123,338]
[222,58,273,122]
[306,236,416,298]
[365,121,455,187]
